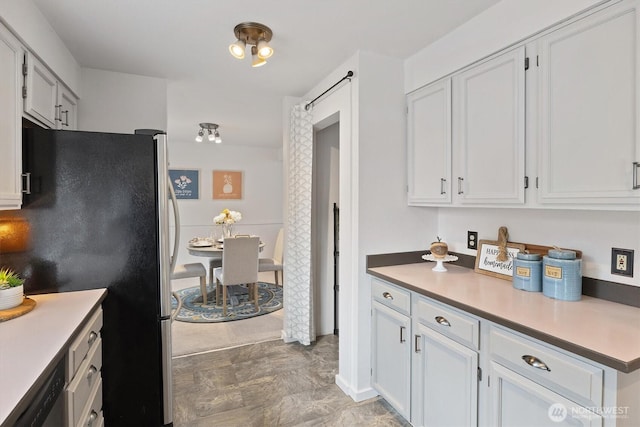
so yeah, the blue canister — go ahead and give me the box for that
[542,249,582,301]
[513,253,542,292]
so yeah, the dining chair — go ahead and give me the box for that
[259,228,284,286]
[214,235,260,316]
[171,263,208,318]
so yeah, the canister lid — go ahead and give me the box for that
[547,249,577,260]
[517,252,541,261]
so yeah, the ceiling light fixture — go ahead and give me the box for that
[229,22,273,66]
[195,123,222,144]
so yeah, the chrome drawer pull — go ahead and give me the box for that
[522,355,551,372]
[400,326,406,343]
[88,331,98,345]
[415,335,421,353]
[440,178,446,195]
[457,177,464,194]
[435,316,451,327]
[87,365,97,380]
[633,162,640,190]
[382,292,393,300]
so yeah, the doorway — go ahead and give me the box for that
[312,122,340,336]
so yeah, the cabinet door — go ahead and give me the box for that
[412,323,478,427]
[0,24,24,210]
[407,78,452,205]
[453,47,526,204]
[57,84,78,130]
[371,301,411,419]
[24,52,57,128]
[489,361,602,427]
[537,3,640,205]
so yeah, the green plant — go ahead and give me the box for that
[0,267,25,290]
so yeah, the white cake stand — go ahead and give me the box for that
[421,254,459,272]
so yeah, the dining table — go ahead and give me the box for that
[187,238,265,286]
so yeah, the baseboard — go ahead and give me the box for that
[335,374,379,402]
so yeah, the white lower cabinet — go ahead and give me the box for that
[412,322,479,427]
[371,300,411,420]
[489,361,602,427]
[370,276,640,427]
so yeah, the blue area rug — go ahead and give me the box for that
[171,282,283,323]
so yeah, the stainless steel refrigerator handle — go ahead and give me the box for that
[168,176,180,275]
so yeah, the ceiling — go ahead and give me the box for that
[32,0,500,148]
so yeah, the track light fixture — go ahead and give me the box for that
[229,22,274,66]
[195,123,222,144]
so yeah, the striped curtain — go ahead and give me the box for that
[283,104,315,345]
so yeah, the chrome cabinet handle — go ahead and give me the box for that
[88,331,98,345]
[21,172,31,194]
[382,292,393,300]
[400,326,406,343]
[440,178,446,195]
[62,110,69,126]
[435,316,451,327]
[522,355,551,371]
[415,335,421,353]
[633,162,640,189]
[87,365,97,380]
[54,104,62,122]
[457,177,464,194]
[87,410,98,426]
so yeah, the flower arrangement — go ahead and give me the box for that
[0,267,24,290]
[214,209,242,225]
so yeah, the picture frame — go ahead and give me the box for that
[474,239,526,280]
[169,169,200,200]
[213,170,243,199]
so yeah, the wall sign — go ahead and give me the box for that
[213,170,243,199]
[474,239,525,280]
[169,169,200,199]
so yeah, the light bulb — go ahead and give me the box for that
[251,46,267,67]
[207,129,215,142]
[229,39,246,59]
[214,130,222,144]
[257,38,273,59]
[195,129,204,143]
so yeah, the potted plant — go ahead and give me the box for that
[0,267,25,310]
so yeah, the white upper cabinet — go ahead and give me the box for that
[537,2,640,206]
[24,51,79,130]
[0,24,25,210]
[407,78,452,205]
[453,46,526,205]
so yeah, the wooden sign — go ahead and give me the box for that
[475,239,525,280]
[213,170,243,199]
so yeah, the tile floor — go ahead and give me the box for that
[172,335,409,426]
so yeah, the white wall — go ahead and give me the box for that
[405,0,639,287]
[313,123,340,336]
[0,0,81,95]
[78,68,167,134]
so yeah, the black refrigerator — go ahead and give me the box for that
[0,128,174,426]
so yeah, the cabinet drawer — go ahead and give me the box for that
[414,295,479,350]
[67,337,102,426]
[76,377,102,427]
[67,307,103,381]
[372,278,411,315]
[489,326,603,408]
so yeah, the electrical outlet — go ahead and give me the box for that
[467,231,478,250]
[611,248,634,277]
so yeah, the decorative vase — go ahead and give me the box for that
[222,224,233,239]
[0,285,24,310]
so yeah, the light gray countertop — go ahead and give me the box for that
[368,262,640,373]
[0,288,106,425]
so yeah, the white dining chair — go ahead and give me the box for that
[258,228,284,286]
[214,236,260,316]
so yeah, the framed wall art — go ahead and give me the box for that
[212,170,243,199]
[474,239,525,280]
[169,169,200,199]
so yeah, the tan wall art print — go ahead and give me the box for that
[212,170,243,199]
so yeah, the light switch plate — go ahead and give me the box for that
[611,248,634,277]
